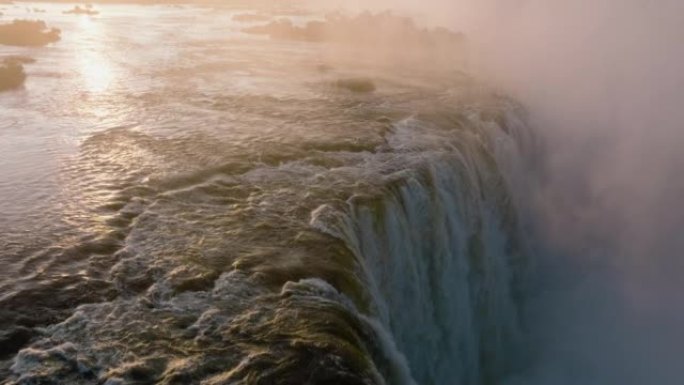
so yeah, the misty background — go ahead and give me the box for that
[318,0,684,383]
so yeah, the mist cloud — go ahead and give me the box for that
[316,0,684,383]
[452,2,684,383]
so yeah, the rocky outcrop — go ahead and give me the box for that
[0,59,26,91]
[0,20,60,46]
[63,5,99,15]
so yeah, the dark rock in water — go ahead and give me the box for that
[232,13,270,23]
[336,78,376,93]
[63,5,99,16]
[0,326,33,359]
[0,20,61,46]
[0,60,26,91]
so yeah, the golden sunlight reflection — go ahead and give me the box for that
[76,16,114,93]
[80,53,114,93]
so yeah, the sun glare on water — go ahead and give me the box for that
[76,16,114,93]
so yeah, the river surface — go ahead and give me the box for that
[0,3,534,384]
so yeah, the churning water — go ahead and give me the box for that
[1,3,538,384]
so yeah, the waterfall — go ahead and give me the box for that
[313,105,536,385]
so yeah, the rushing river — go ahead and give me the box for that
[1,3,536,384]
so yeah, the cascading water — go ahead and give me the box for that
[313,108,537,385]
